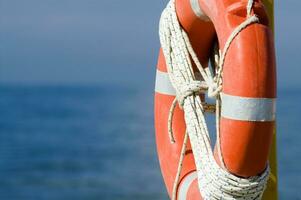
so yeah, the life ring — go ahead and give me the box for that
[154,0,276,199]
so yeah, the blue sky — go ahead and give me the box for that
[0,0,299,89]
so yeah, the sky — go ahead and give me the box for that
[0,0,300,89]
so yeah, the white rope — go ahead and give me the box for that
[159,0,270,199]
[172,130,189,199]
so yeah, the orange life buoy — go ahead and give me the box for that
[154,0,276,199]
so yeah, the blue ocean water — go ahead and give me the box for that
[0,85,300,199]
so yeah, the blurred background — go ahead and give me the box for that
[0,0,300,199]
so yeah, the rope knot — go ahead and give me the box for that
[176,80,207,108]
[208,81,222,98]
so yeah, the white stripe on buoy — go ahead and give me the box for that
[177,171,198,200]
[155,70,203,96]
[155,70,275,121]
[155,70,176,96]
[189,0,210,21]
[221,93,276,121]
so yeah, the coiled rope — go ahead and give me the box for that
[158,0,270,199]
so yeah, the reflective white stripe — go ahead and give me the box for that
[155,70,176,95]
[189,0,210,21]
[221,93,276,121]
[155,70,276,121]
[155,70,204,96]
[178,171,198,200]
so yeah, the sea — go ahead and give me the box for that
[0,84,300,200]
